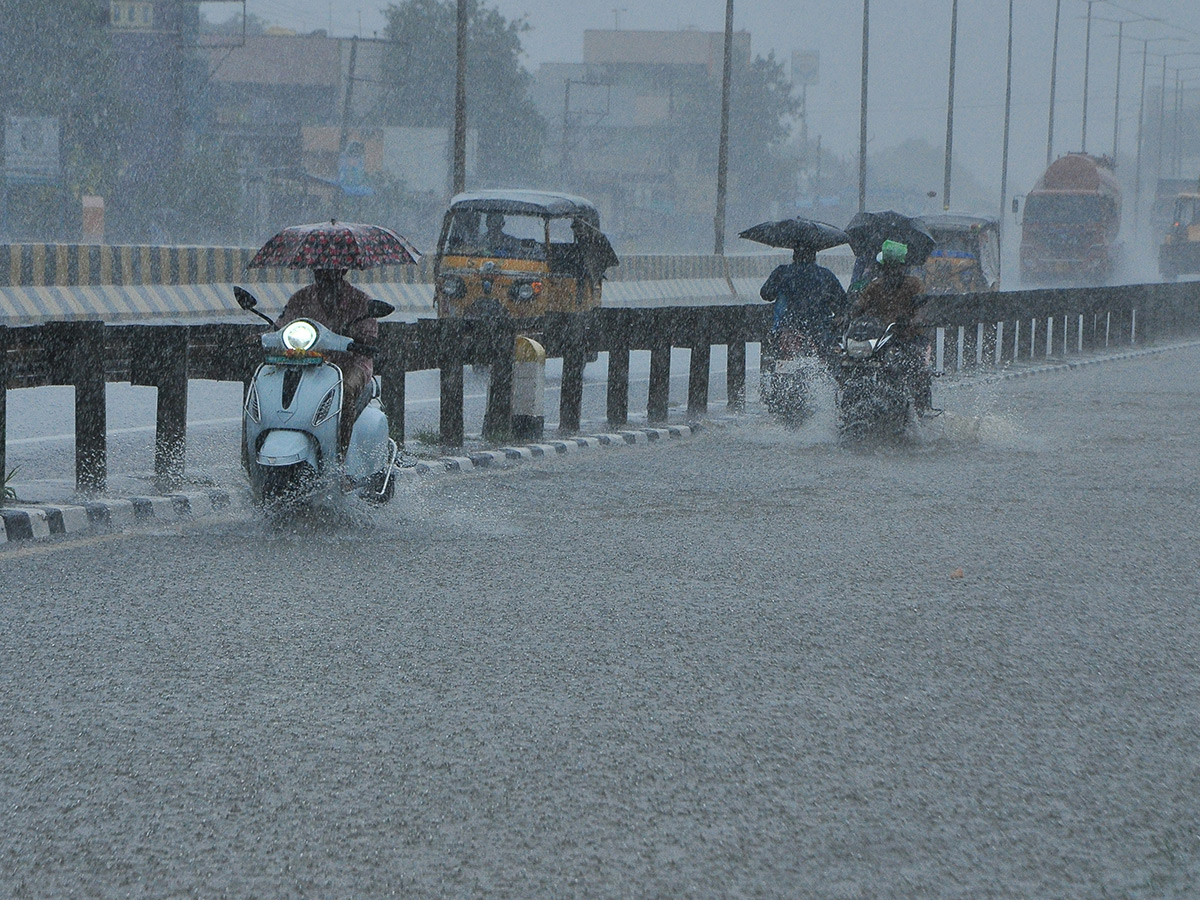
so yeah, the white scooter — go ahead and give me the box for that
[235,286,399,505]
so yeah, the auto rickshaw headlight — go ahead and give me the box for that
[440,275,466,298]
[510,280,543,302]
[281,319,319,351]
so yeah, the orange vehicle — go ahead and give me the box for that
[1018,153,1122,285]
[433,190,618,319]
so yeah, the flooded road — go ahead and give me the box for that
[2,347,1199,898]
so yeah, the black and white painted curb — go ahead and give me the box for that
[395,423,703,478]
[0,490,230,545]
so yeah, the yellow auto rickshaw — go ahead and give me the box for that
[917,214,1001,294]
[1158,192,1200,281]
[434,190,619,318]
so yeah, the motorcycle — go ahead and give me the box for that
[833,315,930,441]
[759,324,832,427]
[235,286,399,506]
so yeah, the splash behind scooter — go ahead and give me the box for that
[236,286,398,506]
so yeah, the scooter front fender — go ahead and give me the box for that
[257,429,319,468]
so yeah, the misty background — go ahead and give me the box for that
[3,0,1199,270]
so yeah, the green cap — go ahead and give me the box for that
[876,239,909,265]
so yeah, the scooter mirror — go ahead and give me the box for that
[234,286,259,310]
[367,298,395,320]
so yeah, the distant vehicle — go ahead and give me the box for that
[918,214,1001,294]
[433,190,618,319]
[1019,153,1122,285]
[1158,191,1200,281]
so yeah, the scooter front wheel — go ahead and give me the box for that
[259,462,317,505]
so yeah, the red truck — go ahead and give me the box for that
[1019,153,1122,285]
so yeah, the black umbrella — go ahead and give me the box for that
[844,210,935,265]
[738,217,850,252]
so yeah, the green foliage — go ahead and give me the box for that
[380,0,548,185]
[4,466,19,502]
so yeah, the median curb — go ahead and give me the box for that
[394,423,703,479]
[0,489,231,545]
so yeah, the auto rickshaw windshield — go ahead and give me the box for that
[445,209,547,260]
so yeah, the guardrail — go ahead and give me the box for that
[3,281,1199,497]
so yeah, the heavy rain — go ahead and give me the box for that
[3,1,1200,897]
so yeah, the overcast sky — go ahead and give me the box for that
[225,0,1200,212]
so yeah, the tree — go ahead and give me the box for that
[0,0,125,232]
[379,0,547,187]
[662,48,801,234]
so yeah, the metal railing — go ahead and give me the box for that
[3,281,1199,497]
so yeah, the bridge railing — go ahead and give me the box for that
[3,281,1199,497]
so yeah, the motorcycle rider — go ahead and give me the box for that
[276,268,378,454]
[760,244,848,361]
[849,239,934,415]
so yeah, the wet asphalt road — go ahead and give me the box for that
[2,347,1200,898]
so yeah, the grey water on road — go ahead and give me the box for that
[2,347,1199,898]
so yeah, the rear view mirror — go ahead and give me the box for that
[1012,197,1020,215]
[367,298,395,320]
[234,286,259,310]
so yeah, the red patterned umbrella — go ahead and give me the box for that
[248,220,421,269]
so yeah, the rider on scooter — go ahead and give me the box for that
[849,239,934,415]
[760,245,848,361]
[276,268,378,454]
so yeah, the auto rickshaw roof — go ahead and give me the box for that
[917,214,999,235]
[448,190,601,223]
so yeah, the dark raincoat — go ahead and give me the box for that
[760,260,848,344]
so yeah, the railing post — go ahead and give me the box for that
[1131,308,1137,345]
[439,319,465,449]
[726,339,746,411]
[934,327,945,375]
[559,316,586,434]
[975,321,985,368]
[74,321,107,494]
[483,317,515,442]
[647,343,671,425]
[606,330,631,428]
[687,310,711,417]
[1045,316,1054,358]
[956,325,965,371]
[0,324,7,503]
[153,327,189,486]
[377,322,406,447]
[994,321,1004,367]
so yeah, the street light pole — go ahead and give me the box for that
[942,0,959,211]
[714,0,733,255]
[1000,0,1014,245]
[452,0,467,196]
[858,0,870,213]
[1082,0,1094,152]
[1047,0,1062,166]
[1135,39,1150,228]
[1112,21,1124,160]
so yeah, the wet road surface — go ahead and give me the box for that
[2,347,1199,898]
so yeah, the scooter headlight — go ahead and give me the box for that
[845,338,876,359]
[281,319,319,351]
